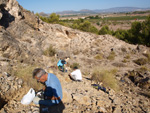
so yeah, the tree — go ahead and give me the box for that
[99,25,112,35]
[79,20,91,32]
[129,21,142,44]
[141,16,150,46]
[90,26,99,34]
[49,13,60,23]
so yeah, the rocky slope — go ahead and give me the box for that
[0,0,150,113]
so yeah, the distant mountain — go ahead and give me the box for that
[56,7,150,15]
[56,9,96,15]
[39,12,49,17]
[94,7,150,13]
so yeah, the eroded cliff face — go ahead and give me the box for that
[0,0,150,113]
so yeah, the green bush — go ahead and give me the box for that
[113,15,150,46]
[49,13,60,23]
[71,19,99,34]
[99,25,112,35]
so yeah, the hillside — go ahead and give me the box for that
[0,0,150,113]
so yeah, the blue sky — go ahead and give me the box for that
[17,0,150,13]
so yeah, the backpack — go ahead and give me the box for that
[61,59,66,64]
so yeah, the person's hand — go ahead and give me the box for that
[36,89,43,96]
[36,89,44,99]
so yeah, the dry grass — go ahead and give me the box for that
[14,64,44,91]
[43,45,56,57]
[143,53,150,62]
[94,54,103,60]
[122,59,127,63]
[91,68,119,91]
[122,54,130,63]
[73,50,80,55]
[137,66,148,73]
[107,51,116,60]
[124,54,130,59]
[133,58,148,65]
[70,62,80,69]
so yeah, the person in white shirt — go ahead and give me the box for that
[69,66,82,81]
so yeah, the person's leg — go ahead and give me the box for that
[33,96,43,105]
[62,65,64,72]
[70,75,76,80]
[39,100,56,106]
[58,66,63,71]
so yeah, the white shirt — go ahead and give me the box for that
[70,69,82,81]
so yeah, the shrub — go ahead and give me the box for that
[94,54,103,60]
[121,47,127,52]
[99,25,112,35]
[133,58,148,65]
[73,50,80,55]
[89,26,99,34]
[96,22,100,26]
[138,66,148,72]
[14,64,43,90]
[114,29,128,41]
[91,68,119,91]
[122,59,127,63]
[70,63,80,69]
[49,13,60,23]
[43,45,56,57]
[124,54,130,59]
[107,51,116,60]
[143,53,150,62]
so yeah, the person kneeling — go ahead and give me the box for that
[32,68,62,107]
[69,66,82,81]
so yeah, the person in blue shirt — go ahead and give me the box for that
[32,68,62,106]
[57,58,67,72]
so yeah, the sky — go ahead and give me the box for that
[17,0,150,13]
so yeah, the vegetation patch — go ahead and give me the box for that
[70,63,80,69]
[112,62,126,67]
[107,51,116,60]
[124,54,130,59]
[37,12,150,47]
[94,54,103,60]
[143,53,150,62]
[43,45,56,57]
[14,64,43,90]
[91,68,119,91]
[133,58,148,65]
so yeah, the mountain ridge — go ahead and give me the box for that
[55,7,150,15]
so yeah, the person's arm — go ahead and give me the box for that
[44,87,61,100]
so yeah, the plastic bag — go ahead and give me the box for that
[21,88,35,105]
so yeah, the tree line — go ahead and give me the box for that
[36,13,150,47]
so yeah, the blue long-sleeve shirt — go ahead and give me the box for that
[44,73,62,104]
